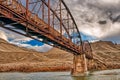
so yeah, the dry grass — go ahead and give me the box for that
[0,62,72,72]
[91,41,120,64]
[44,48,73,61]
[0,38,120,72]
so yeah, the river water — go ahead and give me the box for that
[0,69,120,80]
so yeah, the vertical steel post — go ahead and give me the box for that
[72,23,75,44]
[48,0,50,28]
[52,14,55,29]
[42,2,44,21]
[26,0,29,20]
[60,0,62,37]
[67,12,70,39]
[26,0,29,35]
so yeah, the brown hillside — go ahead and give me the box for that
[44,48,73,61]
[0,38,49,63]
[0,38,72,72]
[0,38,120,72]
[91,41,120,63]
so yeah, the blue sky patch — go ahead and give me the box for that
[80,32,96,41]
[25,40,44,46]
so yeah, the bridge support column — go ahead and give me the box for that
[71,54,88,76]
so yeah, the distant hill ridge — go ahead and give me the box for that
[0,38,120,72]
[0,38,49,63]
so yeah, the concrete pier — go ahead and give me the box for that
[71,54,88,76]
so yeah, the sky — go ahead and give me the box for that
[0,0,120,52]
[64,0,120,43]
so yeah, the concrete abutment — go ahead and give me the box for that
[71,54,88,76]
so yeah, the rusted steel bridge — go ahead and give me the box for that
[0,0,93,76]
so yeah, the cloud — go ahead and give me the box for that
[10,40,52,52]
[27,44,52,52]
[8,34,53,52]
[1,0,120,47]
[64,0,120,42]
[0,27,27,41]
[0,30,8,41]
[0,27,53,52]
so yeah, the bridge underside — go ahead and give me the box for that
[0,16,80,55]
[0,0,83,55]
[0,0,93,76]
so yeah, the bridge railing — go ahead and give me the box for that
[0,0,85,55]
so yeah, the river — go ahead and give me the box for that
[0,69,120,80]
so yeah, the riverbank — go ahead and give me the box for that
[0,62,72,72]
[0,59,120,72]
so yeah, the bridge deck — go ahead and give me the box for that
[0,0,93,59]
[0,0,83,55]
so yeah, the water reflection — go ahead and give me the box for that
[72,69,120,80]
[72,75,120,80]
[72,76,87,80]
[0,69,120,80]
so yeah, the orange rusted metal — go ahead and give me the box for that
[0,0,92,57]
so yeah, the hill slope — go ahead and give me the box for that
[44,48,73,61]
[0,38,120,72]
[0,38,49,63]
[0,38,72,72]
[91,41,120,63]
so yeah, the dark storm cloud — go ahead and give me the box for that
[64,0,120,43]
